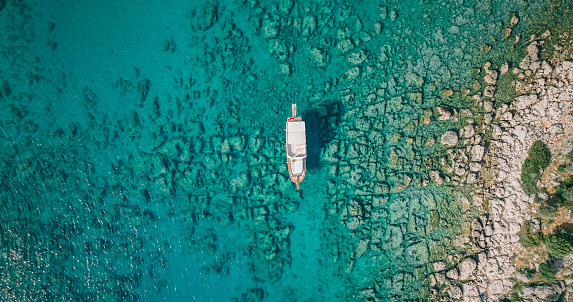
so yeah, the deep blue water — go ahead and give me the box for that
[0,0,563,301]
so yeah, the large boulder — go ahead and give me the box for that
[441,131,458,147]
[515,94,538,110]
[470,145,485,162]
[459,257,477,280]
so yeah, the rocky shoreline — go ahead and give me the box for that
[430,31,573,301]
[1,0,571,300]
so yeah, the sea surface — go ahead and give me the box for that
[0,0,563,301]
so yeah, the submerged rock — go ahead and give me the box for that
[309,47,328,67]
[262,15,279,38]
[337,39,354,54]
[430,170,443,186]
[302,15,317,37]
[348,50,367,65]
[510,15,519,26]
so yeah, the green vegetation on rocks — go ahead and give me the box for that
[555,176,573,207]
[537,203,557,219]
[494,72,519,105]
[555,223,573,238]
[544,233,573,258]
[538,261,556,283]
[567,150,573,162]
[519,221,542,248]
[521,140,552,195]
[520,267,537,278]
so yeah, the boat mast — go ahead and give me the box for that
[292,103,296,118]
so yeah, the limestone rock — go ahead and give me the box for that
[461,124,475,138]
[555,61,573,81]
[446,268,459,280]
[515,94,538,110]
[513,125,528,142]
[221,138,230,153]
[379,6,387,19]
[466,173,477,183]
[469,162,482,172]
[430,170,443,186]
[279,0,294,13]
[454,165,466,176]
[405,241,429,266]
[458,257,477,280]
[484,113,493,124]
[541,61,553,77]
[485,69,498,85]
[196,3,219,30]
[389,10,397,22]
[437,107,452,120]
[373,22,383,35]
[500,62,509,75]
[228,136,245,151]
[484,101,493,112]
[463,282,479,299]
[248,136,264,153]
[354,117,371,131]
[449,286,463,299]
[470,145,485,162]
[510,15,519,26]
[484,62,499,85]
[441,131,458,147]
[230,172,249,190]
[504,27,512,38]
[269,39,288,61]
[500,110,513,121]
[526,41,539,61]
[345,67,361,80]
[488,280,504,294]
[521,283,565,301]
[405,72,424,87]
[484,85,496,98]
[433,261,447,271]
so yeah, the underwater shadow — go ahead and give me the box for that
[301,100,344,171]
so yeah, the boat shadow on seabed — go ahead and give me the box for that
[286,100,344,190]
[299,100,344,171]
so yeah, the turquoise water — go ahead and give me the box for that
[0,0,564,301]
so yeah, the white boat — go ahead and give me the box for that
[286,104,307,190]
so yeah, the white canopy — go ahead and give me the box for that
[288,121,305,132]
[287,121,306,145]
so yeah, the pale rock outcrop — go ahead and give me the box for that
[441,130,458,147]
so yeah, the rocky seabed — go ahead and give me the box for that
[1,0,571,301]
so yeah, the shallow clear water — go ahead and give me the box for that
[0,0,561,300]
